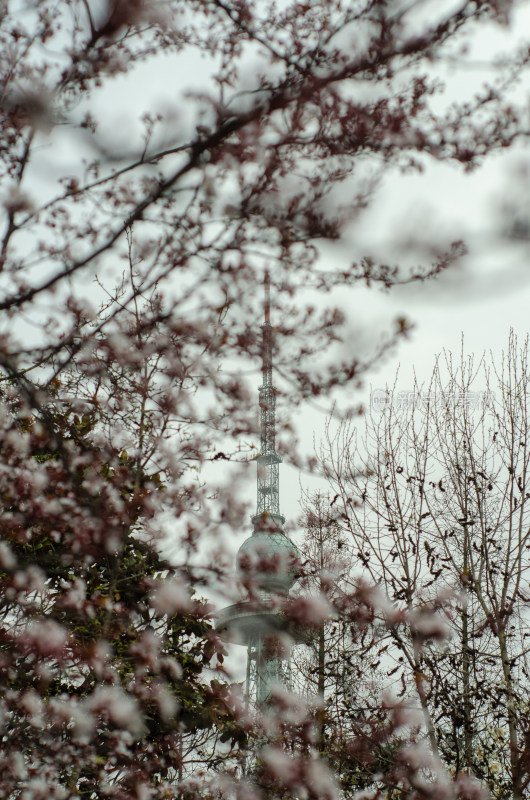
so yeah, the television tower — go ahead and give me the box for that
[216,272,303,707]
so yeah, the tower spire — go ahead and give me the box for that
[254,270,284,530]
[264,269,270,324]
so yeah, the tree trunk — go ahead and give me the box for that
[498,623,522,800]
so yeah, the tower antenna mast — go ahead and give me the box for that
[254,270,284,530]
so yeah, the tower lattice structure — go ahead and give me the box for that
[216,272,303,707]
[254,272,284,528]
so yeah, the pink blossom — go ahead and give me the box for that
[20,690,44,728]
[408,606,450,642]
[260,746,299,783]
[455,773,489,800]
[153,683,178,721]
[284,593,334,627]
[398,740,440,772]
[60,577,86,610]
[304,760,339,800]
[150,578,192,616]
[21,619,68,658]
[0,542,16,569]
[84,685,144,737]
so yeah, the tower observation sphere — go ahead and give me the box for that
[237,529,300,594]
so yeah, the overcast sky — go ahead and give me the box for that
[27,3,530,542]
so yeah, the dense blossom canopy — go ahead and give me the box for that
[1,0,530,798]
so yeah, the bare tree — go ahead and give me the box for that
[294,492,399,797]
[324,333,530,799]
